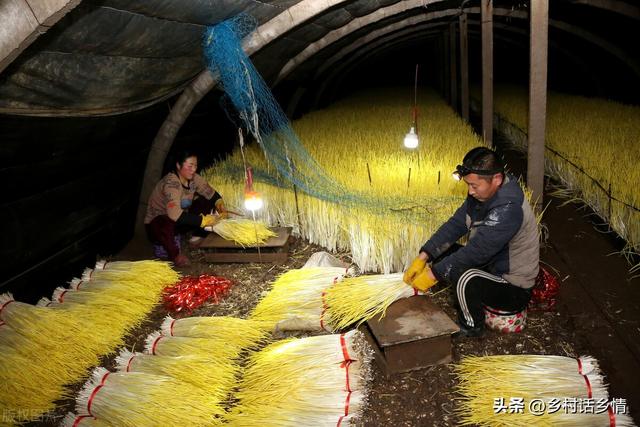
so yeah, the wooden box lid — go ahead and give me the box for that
[367,296,459,347]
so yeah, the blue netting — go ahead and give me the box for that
[203,15,430,218]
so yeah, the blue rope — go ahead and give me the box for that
[203,15,429,219]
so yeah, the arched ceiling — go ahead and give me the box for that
[278,6,640,85]
[0,0,304,115]
[0,0,637,116]
[311,22,600,108]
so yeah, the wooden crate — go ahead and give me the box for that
[197,226,292,264]
[359,296,459,376]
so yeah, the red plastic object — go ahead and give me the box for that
[162,275,232,313]
[528,265,560,311]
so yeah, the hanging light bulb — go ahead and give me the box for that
[244,190,264,211]
[403,64,421,149]
[243,166,263,211]
[404,126,419,148]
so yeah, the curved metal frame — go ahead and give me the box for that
[314,30,444,110]
[279,7,640,85]
[275,0,444,84]
[0,0,81,74]
[312,17,603,109]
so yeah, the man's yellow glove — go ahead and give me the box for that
[412,267,438,292]
[215,199,228,219]
[403,257,427,285]
[200,214,220,228]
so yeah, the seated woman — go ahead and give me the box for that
[144,150,227,267]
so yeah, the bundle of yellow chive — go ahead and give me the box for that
[228,330,373,426]
[82,259,179,289]
[324,272,418,330]
[455,355,635,426]
[116,349,237,403]
[74,367,224,426]
[249,266,348,332]
[0,260,179,424]
[0,318,76,421]
[46,286,158,353]
[70,275,161,302]
[161,315,269,349]
[68,316,268,427]
[144,331,243,361]
[0,292,99,384]
[62,413,103,426]
[211,218,277,247]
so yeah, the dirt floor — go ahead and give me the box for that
[33,139,640,426]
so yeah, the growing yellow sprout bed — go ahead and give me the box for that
[203,89,481,273]
[490,86,640,262]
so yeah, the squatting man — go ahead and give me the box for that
[403,147,539,337]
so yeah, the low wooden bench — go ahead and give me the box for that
[197,226,293,264]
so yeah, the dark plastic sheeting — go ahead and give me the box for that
[0,0,297,115]
[39,5,205,58]
[0,51,202,113]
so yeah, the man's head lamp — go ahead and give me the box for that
[452,164,504,181]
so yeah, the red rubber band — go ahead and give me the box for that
[103,261,109,269]
[339,334,351,362]
[99,372,110,384]
[87,372,110,416]
[126,355,136,372]
[72,415,95,427]
[342,360,352,392]
[170,319,177,336]
[577,358,583,375]
[582,374,592,398]
[0,299,14,314]
[337,391,353,425]
[76,280,85,290]
[58,290,68,303]
[343,391,352,416]
[87,385,103,416]
[320,291,329,332]
[608,405,616,427]
[320,277,340,331]
[413,288,418,296]
[151,336,163,355]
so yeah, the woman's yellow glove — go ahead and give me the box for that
[215,199,228,219]
[403,257,427,285]
[412,267,438,291]
[200,214,220,228]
